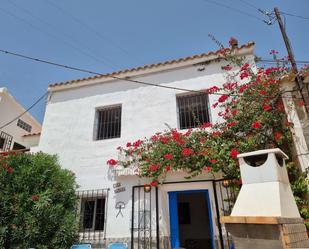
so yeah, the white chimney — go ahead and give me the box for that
[231,148,300,217]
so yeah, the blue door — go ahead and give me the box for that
[168,190,215,249]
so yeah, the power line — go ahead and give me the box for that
[0,92,48,130]
[0,4,117,70]
[44,0,144,65]
[201,0,265,22]
[0,48,303,99]
[280,11,309,20]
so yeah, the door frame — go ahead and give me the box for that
[168,189,215,249]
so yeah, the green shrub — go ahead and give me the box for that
[0,152,79,249]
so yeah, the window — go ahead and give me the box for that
[0,137,5,150]
[177,93,210,129]
[81,198,105,231]
[95,105,121,140]
[17,119,32,132]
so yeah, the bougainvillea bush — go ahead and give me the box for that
[108,42,308,222]
[0,152,79,249]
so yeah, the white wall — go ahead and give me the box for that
[0,88,41,150]
[39,55,255,239]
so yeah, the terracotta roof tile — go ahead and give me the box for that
[22,132,41,137]
[49,42,254,89]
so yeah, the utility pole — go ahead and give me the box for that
[274,7,308,113]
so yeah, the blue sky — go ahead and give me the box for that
[0,0,308,123]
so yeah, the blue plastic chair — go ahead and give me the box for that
[107,242,128,249]
[71,244,92,249]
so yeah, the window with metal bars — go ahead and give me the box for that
[95,105,121,140]
[81,198,105,231]
[177,93,210,130]
[17,119,32,133]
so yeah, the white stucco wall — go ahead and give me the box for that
[39,53,255,240]
[0,87,41,150]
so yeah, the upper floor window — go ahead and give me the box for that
[17,119,32,133]
[95,105,121,140]
[177,93,210,130]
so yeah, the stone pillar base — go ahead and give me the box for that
[221,216,309,249]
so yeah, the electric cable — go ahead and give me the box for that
[0,92,48,130]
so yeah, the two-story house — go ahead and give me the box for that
[38,42,255,249]
[0,87,41,152]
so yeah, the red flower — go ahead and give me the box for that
[218,94,229,103]
[31,194,40,201]
[222,65,232,71]
[182,148,193,156]
[200,122,213,129]
[263,105,271,111]
[126,142,132,147]
[240,71,250,80]
[239,85,249,93]
[275,132,283,141]
[229,37,238,47]
[211,131,221,138]
[212,102,219,108]
[227,121,237,128]
[252,121,262,129]
[7,167,14,174]
[165,165,171,171]
[2,163,9,169]
[299,101,305,107]
[240,63,249,71]
[150,181,158,187]
[259,89,266,95]
[150,164,159,171]
[107,159,118,166]
[231,109,237,115]
[210,159,217,164]
[133,139,143,148]
[230,148,239,158]
[203,166,212,172]
[164,154,173,160]
[205,86,220,94]
[160,136,170,144]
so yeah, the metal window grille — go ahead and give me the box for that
[0,131,13,151]
[17,119,32,132]
[77,189,109,245]
[177,93,210,129]
[96,105,121,140]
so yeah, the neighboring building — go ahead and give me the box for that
[0,87,41,152]
[38,43,255,249]
[280,72,309,172]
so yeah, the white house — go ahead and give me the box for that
[0,87,41,152]
[38,42,255,249]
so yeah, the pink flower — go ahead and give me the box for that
[205,86,220,94]
[252,121,262,129]
[230,148,239,158]
[164,154,173,160]
[231,109,237,115]
[126,142,132,147]
[182,148,193,156]
[107,159,118,166]
[240,71,250,80]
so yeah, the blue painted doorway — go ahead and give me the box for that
[168,190,215,249]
